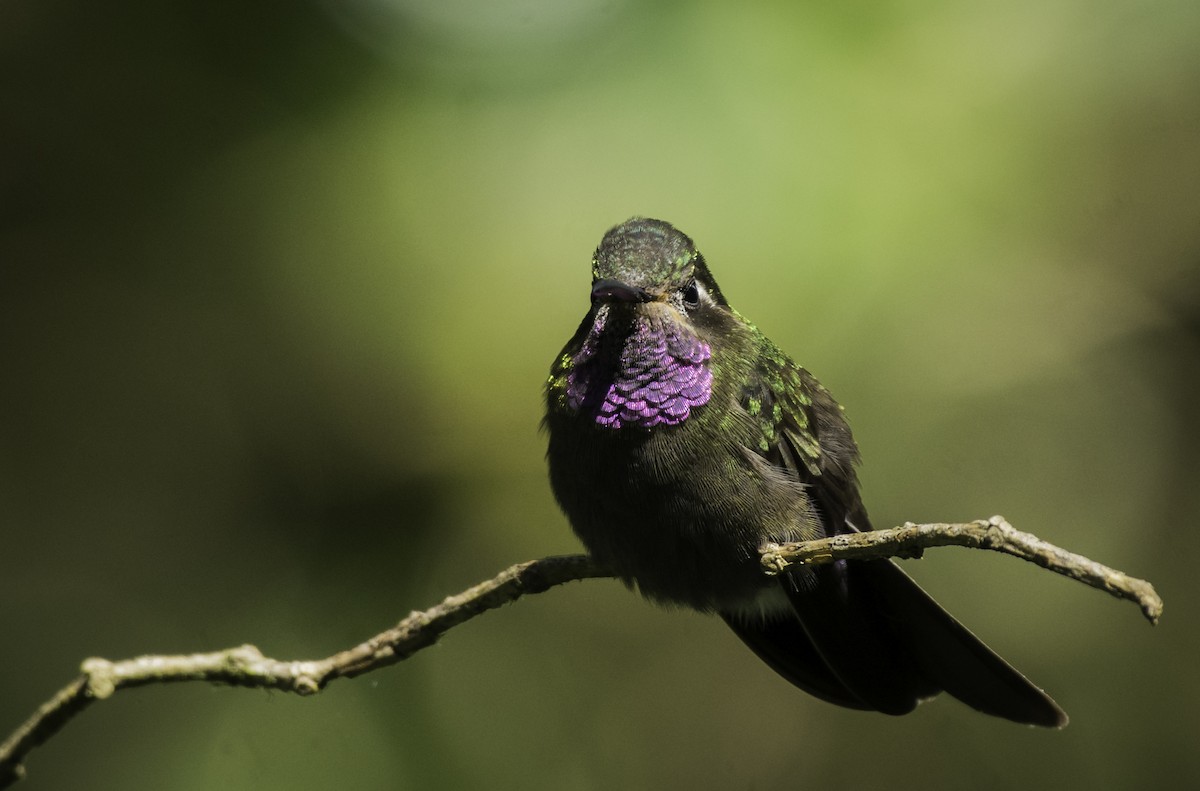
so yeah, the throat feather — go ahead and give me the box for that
[566,310,712,429]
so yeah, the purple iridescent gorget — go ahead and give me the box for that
[565,305,713,429]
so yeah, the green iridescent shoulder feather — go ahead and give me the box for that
[734,311,833,479]
[546,350,574,412]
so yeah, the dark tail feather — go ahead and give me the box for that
[724,559,1067,727]
[783,561,939,715]
[862,559,1067,727]
[721,611,872,711]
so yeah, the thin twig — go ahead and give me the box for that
[0,518,1160,788]
[760,515,1163,624]
[0,555,609,788]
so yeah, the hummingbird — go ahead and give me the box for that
[544,217,1066,726]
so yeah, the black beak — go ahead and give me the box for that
[591,278,652,304]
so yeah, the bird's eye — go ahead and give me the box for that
[681,279,701,309]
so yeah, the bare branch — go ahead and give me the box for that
[0,518,1160,788]
[0,555,609,788]
[760,515,1162,624]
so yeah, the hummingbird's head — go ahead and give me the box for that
[554,218,734,430]
[590,217,728,315]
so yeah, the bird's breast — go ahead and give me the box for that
[545,405,814,612]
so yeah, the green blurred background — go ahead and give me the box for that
[2,0,1198,788]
